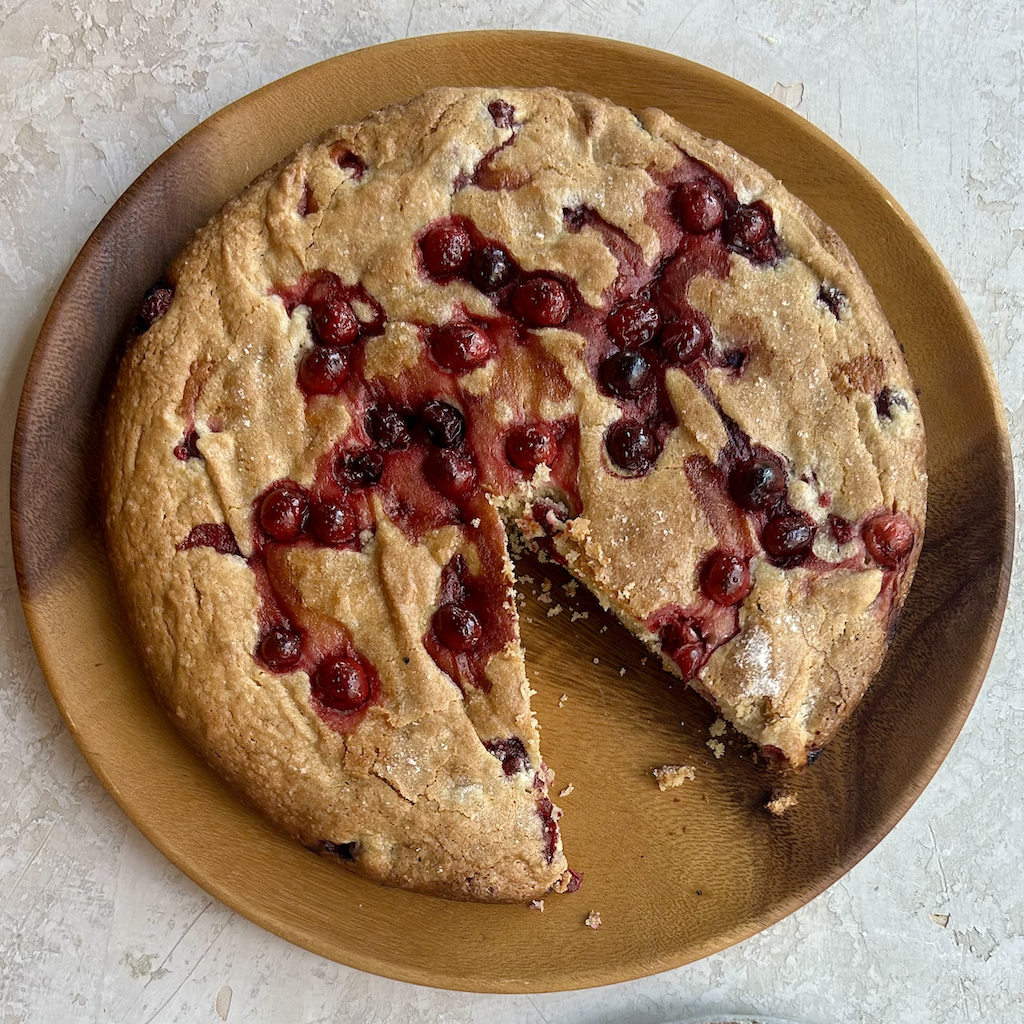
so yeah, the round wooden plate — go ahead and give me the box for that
[11,32,1013,992]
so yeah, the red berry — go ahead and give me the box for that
[311,299,359,346]
[724,204,771,248]
[138,284,174,328]
[729,458,786,511]
[420,400,466,447]
[659,619,705,680]
[605,419,658,475]
[701,551,751,605]
[173,429,201,461]
[425,448,477,499]
[365,405,411,450]
[312,655,370,712]
[661,313,711,364]
[259,626,302,670]
[672,181,726,233]
[420,223,472,278]
[511,278,571,327]
[310,500,357,546]
[762,512,815,567]
[259,486,308,541]
[298,345,349,394]
[434,603,482,651]
[305,272,344,308]
[607,298,660,347]
[600,350,653,399]
[863,514,915,567]
[431,323,492,374]
[506,424,557,472]
[337,449,384,488]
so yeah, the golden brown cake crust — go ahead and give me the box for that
[102,87,926,901]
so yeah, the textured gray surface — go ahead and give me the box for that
[1,1,1021,1021]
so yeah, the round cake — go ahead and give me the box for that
[102,87,926,902]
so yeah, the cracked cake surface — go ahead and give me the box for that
[102,87,926,902]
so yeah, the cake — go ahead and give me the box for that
[102,87,926,902]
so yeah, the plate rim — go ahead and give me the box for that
[10,29,1015,992]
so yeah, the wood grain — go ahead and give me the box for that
[9,32,1013,992]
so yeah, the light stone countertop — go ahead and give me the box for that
[1,2,1021,1022]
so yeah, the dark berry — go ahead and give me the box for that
[425,448,477,499]
[875,386,909,420]
[605,418,658,475]
[311,299,359,346]
[420,223,472,278]
[470,245,515,291]
[259,626,302,670]
[338,449,384,488]
[729,458,786,511]
[259,486,308,541]
[420,400,466,447]
[607,298,660,347]
[672,181,726,233]
[310,500,357,546]
[432,323,492,374]
[312,655,370,712]
[138,284,174,328]
[298,345,349,394]
[818,283,846,318]
[365,404,411,450]
[829,514,855,545]
[762,512,816,567]
[506,424,557,472]
[488,98,516,128]
[434,603,483,651]
[173,430,201,461]
[701,551,751,606]
[863,514,915,567]
[724,204,771,248]
[660,313,711,364]
[510,278,571,327]
[600,350,653,399]
[483,737,528,775]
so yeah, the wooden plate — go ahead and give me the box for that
[11,32,1013,992]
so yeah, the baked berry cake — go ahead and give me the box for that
[103,87,926,902]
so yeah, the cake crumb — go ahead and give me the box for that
[706,739,726,759]
[546,604,563,617]
[538,592,553,604]
[541,579,552,592]
[641,657,648,665]
[570,610,589,622]
[530,899,545,913]
[600,625,608,633]
[584,910,602,929]
[708,717,727,738]
[618,667,626,677]
[767,789,799,816]
[929,912,949,928]
[558,693,568,707]
[559,783,574,797]
[564,579,578,597]
[470,517,481,528]
[653,765,696,790]
[592,657,600,665]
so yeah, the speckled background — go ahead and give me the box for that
[1,2,1021,1022]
